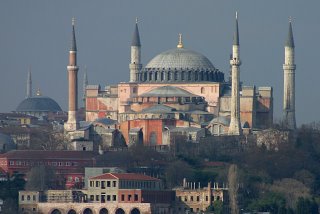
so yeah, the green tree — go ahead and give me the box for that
[164,160,193,188]
[25,165,55,191]
[295,197,319,214]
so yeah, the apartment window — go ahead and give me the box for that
[66,162,71,166]
[52,162,57,166]
[90,195,94,201]
[113,195,117,201]
[128,194,132,201]
[16,161,21,166]
[101,181,106,189]
[197,196,200,201]
[33,195,36,201]
[58,162,63,166]
[90,181,94,187]
[184,196,187,202]
[134,194,139,201]
[121,194,125,201]
[206,196,208,201]
[27,195,31,201]
[190,196,193,201]
[107,181,111,187]
[9,161,14,166]
[75,177,79,182]
[68,177,73,182]
[21,195,24,201]
[113,181,117,187]
[96,181,100,187]
[107,195,111,201]
[96,195,100,201]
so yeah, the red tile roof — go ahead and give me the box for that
[0,150,97,160]
[90,173,160,181]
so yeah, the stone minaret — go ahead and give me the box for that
[26,68,32,98]
[129,18,142,82]
[83,68,88,105]
[65,18,79,132]
[228,12,242,135]
[283,19,296,129]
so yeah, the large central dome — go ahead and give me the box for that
[137,42,224,83]
[145,48,215,70]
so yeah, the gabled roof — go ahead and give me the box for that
[90,173,160,181]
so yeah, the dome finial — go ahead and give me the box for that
[135,17,138,24]
[36,88,42,96]
[177,33,184,48]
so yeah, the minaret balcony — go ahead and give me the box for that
[283,64,296,70]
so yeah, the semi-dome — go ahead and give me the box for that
[16,96,62,113]
[145,48,215,70]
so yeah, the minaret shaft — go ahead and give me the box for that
[65,20,79,132]
[283,47,296,129]
[283,20,296,130]
[228,45,242,135]
[26,70,32,98]
[228,14,242,135]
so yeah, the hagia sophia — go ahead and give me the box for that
[12,14,297,151]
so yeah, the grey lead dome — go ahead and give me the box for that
[145,48,215,70]
[16,96,62,112]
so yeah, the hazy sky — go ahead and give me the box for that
[0,0,319,125]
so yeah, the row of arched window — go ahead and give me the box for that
[137,69,224,82]
[50,207,140,214]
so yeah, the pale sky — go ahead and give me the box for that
[0,0,319,125]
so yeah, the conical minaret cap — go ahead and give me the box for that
[70,18,77,51]
[131,18,141,47]
[233,12,239,45]
[285,20,295,48]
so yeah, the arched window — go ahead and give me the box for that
[181,71,185,80]
[51,209,62,214]
[99,208,109,214]
[67,210,76,214]
[83,208,93,214]
[188,71,192,80]
[115,208,125,214]
[167,71,171,80]
[131,208,141,214]
[154,71,158,81]
[174,71,178,80]
[195,71,199,81]
[161,71,164,81]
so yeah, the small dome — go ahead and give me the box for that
[145,48,215,70]
[0,133,16,153]
[16,96,62,112]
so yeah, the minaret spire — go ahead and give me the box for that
[26,66,32,98]
[129,18,142,82]
[71,17,77,51]
[283,18,296,129]
[65,18,79,132]
[228,12,242,135]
